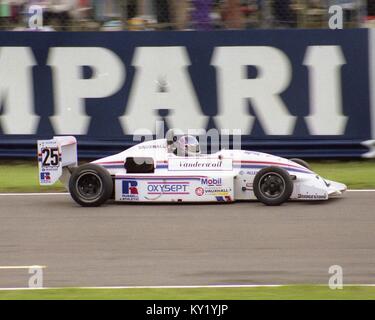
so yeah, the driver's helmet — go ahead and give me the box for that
[176,135,201,157]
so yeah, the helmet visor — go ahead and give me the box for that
[179,135,200,156]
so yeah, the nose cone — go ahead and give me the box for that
[325,179,347,197]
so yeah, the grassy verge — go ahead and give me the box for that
[0,286,374,300]
[309,160,375,189]
[0,160,374,193]
[0,161,65,193]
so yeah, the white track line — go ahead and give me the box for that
[0,265,47,270]
[0,190,374,197]
[0,193,69,196]
[79,285,283,289]
[0,284,375,291]
[0,285,282,291]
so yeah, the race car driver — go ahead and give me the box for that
[173,135,201,157]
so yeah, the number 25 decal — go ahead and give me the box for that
[42,147,59,166]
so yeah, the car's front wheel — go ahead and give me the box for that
[253,166,293,206]
[69,164,113,207]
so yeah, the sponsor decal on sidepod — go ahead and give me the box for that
[147,183,189,195]
[121,180,139,200]
[203,187,232,196]
[200,178,222,186]
[200,177,231,196]
[195,187,204,196]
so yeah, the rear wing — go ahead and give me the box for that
[37,136,77,185]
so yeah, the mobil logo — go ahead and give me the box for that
[122,180,138,195]
[201,177,222,186]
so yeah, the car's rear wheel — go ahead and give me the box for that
[253,166,293,206]
[289,158,311,170]
[69,164,113,207]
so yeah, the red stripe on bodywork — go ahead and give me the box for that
[95,161,124,165]
[148,192,190,195]
[233,160,309,170]
[147,181,190,184]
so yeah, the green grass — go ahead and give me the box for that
[309,160,375,189]
[0,286,374,300]
[0,160,374,193]
[0,161,65,193]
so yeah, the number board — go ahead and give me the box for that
[37,140,62,185]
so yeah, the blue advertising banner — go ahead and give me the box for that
[0,29,372,158]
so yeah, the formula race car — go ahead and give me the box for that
[37,134,346,207]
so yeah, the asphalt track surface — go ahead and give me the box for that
[0,192,374,288]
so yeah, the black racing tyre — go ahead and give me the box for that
[69,164,113,207]
[289,158,311,170]
[253,166,293,206]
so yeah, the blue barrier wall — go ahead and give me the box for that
[0,29,373,158]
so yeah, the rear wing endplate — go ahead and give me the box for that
[37,136,77,185]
